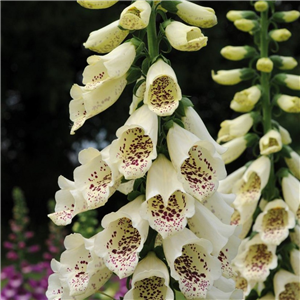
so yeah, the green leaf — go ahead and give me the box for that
[126,66,142,84]
[127,190,143,201]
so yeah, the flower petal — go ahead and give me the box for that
[274,269,300,300]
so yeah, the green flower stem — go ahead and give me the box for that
[147,5,159,60]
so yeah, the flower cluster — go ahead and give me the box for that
[212,1,300,299]
[47,1,242,299]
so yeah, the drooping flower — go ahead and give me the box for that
[256,57,274,73]
[270,55,298,70]
[167,123,227,202]
[220,45,257,61]
[83,20,129,54]
[77,0,118,9]
[140,154,195,239]
[273,10,300,23]
[94,197,149,279]
[269,29,292,42]
[110,104,158,179]
[144,59,182,116]
[212,68,255,85]
[46,233,112,299]
[253,199,295,245]
[274,94,300,113]
[273,74,300,90]
[284,149,300,179]
[259,129,282,155]
[123,252,174,300]
[226,10,257,22]
[163,228,222,299]
[165,21,208,52]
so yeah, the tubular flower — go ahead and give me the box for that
[256,57,274,73]
[226,10,257,22]
[253,199,295,245]
[123,252,174,300]
[165,21,208,52]
[290,249,300,276]
[230,85,262,112]
[119,0,151,30]
[259,129,282,155]
[269,29,291,42]
[234,19,259,32]
[217,112,256,143]
[140,154,195,239]
[270,55,298,70]
[279,125,292,145]
[94,197,149,279]
[290,224,300,248]
[231,235,278,283]
[273,10,300,23]
[212,68,255,86]
[220,45,257,61]
[73,147,121,210]
[110,105,158,179]
[83,20,129,54]
[273,74,300,91]
[77,0,118,9]
[46,233,112,299]
[284,150,300,179]
[167,123,227,202]
[274,269,300,300]
[144,59,182,116]
[163,228,222,299]
[129,77,146,115]
[48,176,87,226]
[274,94,300,113]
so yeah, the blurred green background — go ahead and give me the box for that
[1,1,299,257]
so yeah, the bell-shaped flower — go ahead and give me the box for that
[290,249,300,276]
[94,197,149,279]
[234,19,259,32]
[279,125,292,145]
[226,10,258,22]
[46,233,112,299]
[83,20,129,54]
[254,1,269,12]
[273,74,300,91]
[167,123,226,202]
[77,0,118,9]
[231,235,277,283]
[273,10,300,23]
[290,224,300,248]
[163,228,222,299]
[110,105,158,179]
[256,57,274,73]
[274,269,300,300]
[69,75,127,134]
[140,154,195,239]
[270,55,298,70]
[123,252,174,300]
[232,271,256,297]
[230,209,253,239]
[129,77,146,115]
[74,147,121,210]
[253,199,295,245]
[188,201,236,256]
[182,106,226,154]
[259,129,282,155]
[119,0,151,30]
[220,45,257,61]
[165,21,207,52]
[212,68,255,86]
[282,173,300,221]
[274,94,300,113]
[217,112,256,143]
[230,85,262,112]
[284,149,300,179]
[144,59,182,116]
[48,176,87,226]
[269,28,291,42]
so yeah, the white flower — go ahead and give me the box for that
[253,199,295,245]
[77,0,118,9]
[163,228,222,299]
[290,224,300,248]
[140,154,195,239]
[46,233,112,299]
[290,249,300,276]
[129,77,146,115]
[123,252,174,300]
[284,150,300,179]
[110,105,158,179]
[144,59,182,116]
[167,123,226,202]
[259,129,282,155]
[279,125,292,145]
[226,10,257,22]
[218,166,247,194]
[220,45,256,61]
[212,68,255,86]
[94,197,149,278]
[273,74,300,90]
[165,21,207,52]
[275,94,300,113]
[270,55,298,70]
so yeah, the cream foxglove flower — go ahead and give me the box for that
[290,249,300,276]
[253,199,295,245]
[279,125,292,145]
[269,29,292,42]
[230,209,253,239]
[84,20,129,54]
[182,106,227,155]
[270,55,298,70]
[273,74,300,90]
[231,235,277,283]
[119,0,151,30]
[254,1,269,12]
[232,271,256,297]
[226,10,257,22]
[163,228,222,299]
[230,85,262,112]
[74,147,121,210]
[46,233,112,299]
[274,269,300,300]
[212,68,255,86]
[129,77,146,115]
[77,0,118,9]
[110,105,158,179]
[290,224,300,248]
[256,57,274,73]
[274,94,300,113]
[217,112,256,143]
[234,19,259,32]
[167,123,226,202]
[259,129,282,155]
[220,45,257,61]
[94,197,149,279]
[140,154,195,239]
[282,173,300,221]
[273,10,300,23]
[165,21,208,52]
[284,150,300,179]
[123,252,174,300]
[144,59,182,116]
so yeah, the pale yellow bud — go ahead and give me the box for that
[77,0,118,9]
[256,57,273,73]
[275,94,300,113]
[220,45,256,61]
[259,129,282,155]
[234,19,258,32]
[269,29,291,42]
[226,10,257,22]
[270,55,298,70]
[279,125,292,145]
[254,1,268,12]
[273,10,300,23]
[285,151,300,180]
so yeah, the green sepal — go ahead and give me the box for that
[249,111,261,125]
[133,177,144,190]
[240,68,256,81]
[161,19,172,29]
[159,1,181,13]
[244,45,259,58]
[241,10,259,19]
[127,190,143,201]
[175,97,193,118]
[121,176,130,184]
[276,167,291,181]
[126,66,142,84]
[174,118,185,128]
[272,11,288,23]
[248,230,258,240]
[141,57,150,75]
[273,73,287,86]
[269,55,284,68]
[245,133,259,147]
[133,77,146,96]
[281,145,293,159]
[163,120,174,131]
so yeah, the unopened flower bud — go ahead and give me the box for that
[77,0,118,9]
[226,10,257,22]
[274,94,300,113]
[273,10,300,23]
[220,45,257,61]
[270,55,298,70]
[269,29,291,42]
[254,1,268,12]
[212,68,255,85]
[234,19,259,32]
[256,57,273,73]
[273,74,300,91]
[284,148,300,179]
